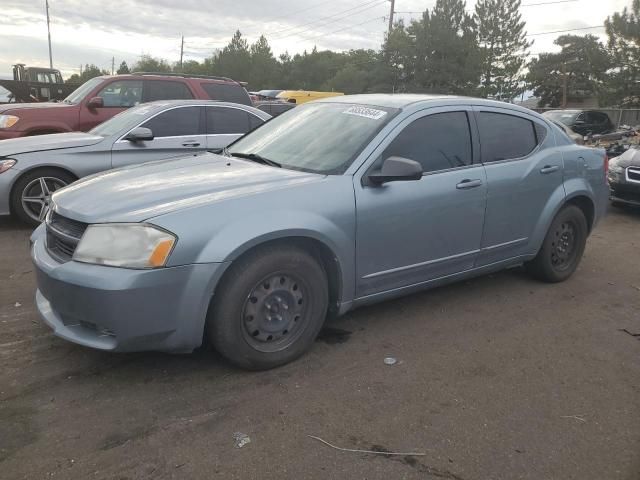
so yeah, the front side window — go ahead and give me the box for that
[143,81,193,102]
[201,82,251,105]
[382,112,473,173]
[97,80,143,107]
[140,106,201,138]
[206,107,251,134]
[477,112,538,163]
[228,102,399,174]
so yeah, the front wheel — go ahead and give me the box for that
[10,168,75,226]
[208,244,328,370]
[526,205,588,283]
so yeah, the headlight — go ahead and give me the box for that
[73,224,176,269]
[0,115,19,129]
[609,163,624,174]
[0,159,16,173]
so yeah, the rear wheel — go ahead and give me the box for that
[208,244,328,370]
[10,168,75,226]
[526,205,588,283]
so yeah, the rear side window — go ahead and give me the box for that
[478,112,538,163]
[249,114,264,131]
[382,111,473,173]
[207,107,252,134]
[201,82,251,105]
[143,81,193,102]
[141,106,202,137]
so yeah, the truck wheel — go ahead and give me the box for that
[526,205,587,283]
[208,244,328,370]
[10,168,75,227]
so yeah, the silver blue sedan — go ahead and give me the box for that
[0,100,270,225]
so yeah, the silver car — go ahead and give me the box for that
[0,100,270,225]
[31,95,609,370]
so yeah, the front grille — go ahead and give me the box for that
[627,167,640,183]
[46,212,88,262]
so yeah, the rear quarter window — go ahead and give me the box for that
[201,82,251,105]
[478,112,539,163]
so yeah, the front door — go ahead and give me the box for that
[111,106,206,169]
[474,107,564,265]
[78,79,141,131]
[354,108,487,298]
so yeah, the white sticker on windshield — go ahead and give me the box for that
[342,106,387,120]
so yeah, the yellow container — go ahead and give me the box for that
[276,90,344,104]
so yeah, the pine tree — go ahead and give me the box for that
[215,30,252,81]
[249,35,279,89]
[475,0,531,101]
[116,61,130,75]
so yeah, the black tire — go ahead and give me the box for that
[526,205,588,283]
[10,168,75,227]
[208,244,328,370]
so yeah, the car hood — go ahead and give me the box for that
[0,132,104,157]
[611,147,640,168]
[52,153,323,223]
[0,102,73,115]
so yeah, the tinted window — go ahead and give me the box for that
[207,107,250,134]
[478,112,537,162]
[141,106,201,137]
[382,112,472,173]
[249,114,264,131]
[97,80,143,107]
[590,112,609,124]
[143,81,193,102]
[201,82,251,105]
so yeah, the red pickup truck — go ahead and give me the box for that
[0,73,252,140]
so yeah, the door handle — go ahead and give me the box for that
[540,165,559,174]
[456,179,483,189]
[182,141,200,147]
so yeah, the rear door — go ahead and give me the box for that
[111,105,205,168]
[142,80,194,102]
[205,106,263,149]
[474,108,562,265]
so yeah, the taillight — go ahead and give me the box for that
[604,153,609,183]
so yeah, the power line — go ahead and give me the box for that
[299,15,386,43]
[526,25,605,36]
[394,0,580,15]
[270,0,386,38]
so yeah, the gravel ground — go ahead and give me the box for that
[0,208,639,480]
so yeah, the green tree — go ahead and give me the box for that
[377,21,415,92]
[65,64,109,84]
[410,0,481,95]
[475,0,531,100]
[131,55,172,73]
[215,30,252,81]
[604,0,640,106]
[527,35,610,107]
[249,35,280,89]
[116,61,130,74]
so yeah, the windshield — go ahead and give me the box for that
[543,110,578,126]
[89,103,158,137]
[228,102,398,174]
[63,77,103,104]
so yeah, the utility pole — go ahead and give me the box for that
[111,56,115,75]
[561,61,567,108]
[388,0,395,36]
[179,35,184,71]
[45,0,53,68]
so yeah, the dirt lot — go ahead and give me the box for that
[0,209,639,480]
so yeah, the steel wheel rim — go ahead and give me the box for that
[21,176,68,223]
[241,273,309,353]
[550,220,577,271]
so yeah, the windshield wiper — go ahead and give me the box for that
[230,152,281,168]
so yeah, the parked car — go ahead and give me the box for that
[0,73,251,140]
[254,100,296,117]
[255,90,284,99]
[608,146,640,207]
[542,109,614,136]
[549,119,585,145]
[31,94,608,370]
[0,100,270,225]
[276,90,344,104]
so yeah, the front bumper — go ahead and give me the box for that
[0,167,20,216]
[31,226,228,353]
[609,174,640,207]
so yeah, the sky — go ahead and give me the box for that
[0,0,631,79]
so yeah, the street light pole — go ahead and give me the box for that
[45,0,53,68]
[388,0,395,36]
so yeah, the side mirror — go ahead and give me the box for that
[367,156,423,185]
[124,127,154,142]
[87,96,104,109]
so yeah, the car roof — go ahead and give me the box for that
[130,99,271,119]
